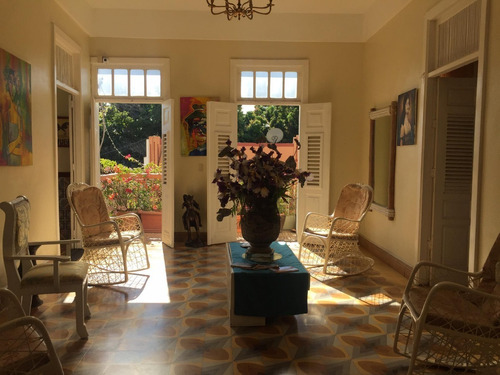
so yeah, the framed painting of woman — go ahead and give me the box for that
[397,88,417,146]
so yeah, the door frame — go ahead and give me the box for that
[53,26,84,240]
[418,0,488,271]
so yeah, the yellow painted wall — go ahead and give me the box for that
[89,38,366,234]
[361,0,441,265]
[362,0,500,268]
[0,0,90,287]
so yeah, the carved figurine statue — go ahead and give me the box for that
[182,194,204,247]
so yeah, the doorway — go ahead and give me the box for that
[97,103,163,233]
[236,104,300,242]
[56,88,72,241]
[430,64,478,271]
[419,0,487,271]
[206,101,331,246]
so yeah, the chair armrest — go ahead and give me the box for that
[302,212,332,235]
[29,239,80,247]
[330,216,362,235]
[80,220,119,230]
[29,239,81,257]
[6,255,71,262]
[110,212,141,221]
[79,221,120,240]
[111,212,144,233]
[0,315,52,336]
[331,216,361,224]
[407,261,481,291]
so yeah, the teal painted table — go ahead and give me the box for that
[227,242,310,326]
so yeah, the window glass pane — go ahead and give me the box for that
[255,71,268,98]
[146,70,161,97]
[114,69,128,96]
[97,68,112,96]
[241,71,254,98]
[284,71,298,99]
[130,69,145,96]
[270,71,283,98]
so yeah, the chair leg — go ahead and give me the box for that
[323,244,331,274]
[75,285,89,339]
[21,294,33,315]
[142,238,150,269]
[407,320,424,375]
[83,282,91,319]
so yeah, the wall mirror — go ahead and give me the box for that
[369,101,397,220]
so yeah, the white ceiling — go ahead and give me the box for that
[55,0,412,42]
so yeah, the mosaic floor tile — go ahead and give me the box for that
[27,237,418,374]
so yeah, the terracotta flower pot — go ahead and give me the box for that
[138,210,162,233]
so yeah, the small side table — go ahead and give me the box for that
[227,242,310,326]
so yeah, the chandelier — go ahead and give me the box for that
[206,0,274,20]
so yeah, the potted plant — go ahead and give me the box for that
[100,157,162,232]
[212,140,311,258]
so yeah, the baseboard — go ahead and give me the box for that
[175,231,208,244]
[359,236,412,278]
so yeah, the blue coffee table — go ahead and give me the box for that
[227,242,310,326]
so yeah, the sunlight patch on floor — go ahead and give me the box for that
[128,240,170,303]
[358,293,400,306]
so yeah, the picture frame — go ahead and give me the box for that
[0,47,33,165]
[180,97,218,156]
[57,117,70,147]
[396,88,417,146]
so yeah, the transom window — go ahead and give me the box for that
[91,57,170,101]
[231,59,308,104]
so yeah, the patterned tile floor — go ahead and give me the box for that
[31,237,413,375]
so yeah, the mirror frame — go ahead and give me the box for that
[369,101,397,220]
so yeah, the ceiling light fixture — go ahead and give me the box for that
[206,0,274,20]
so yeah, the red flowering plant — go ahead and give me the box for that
[212,140,311,221]
[100,155,162,214]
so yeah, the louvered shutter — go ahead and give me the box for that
[206,102,238,245]
[432,78,476,270]
[444,113,475,193]
[297,103,332,239]
[161,99,175,247]
[433,1,480,71]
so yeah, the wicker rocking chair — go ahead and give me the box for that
[298,183,374,275]
[0,288,64,374]
[67,183,150,286]
[394,233,500,374]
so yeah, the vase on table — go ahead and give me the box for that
[240,197,281,262]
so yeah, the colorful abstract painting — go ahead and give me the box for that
[0,48,32,166]
[180,97,217,156]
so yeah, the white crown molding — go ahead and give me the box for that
[55,0,411,43]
